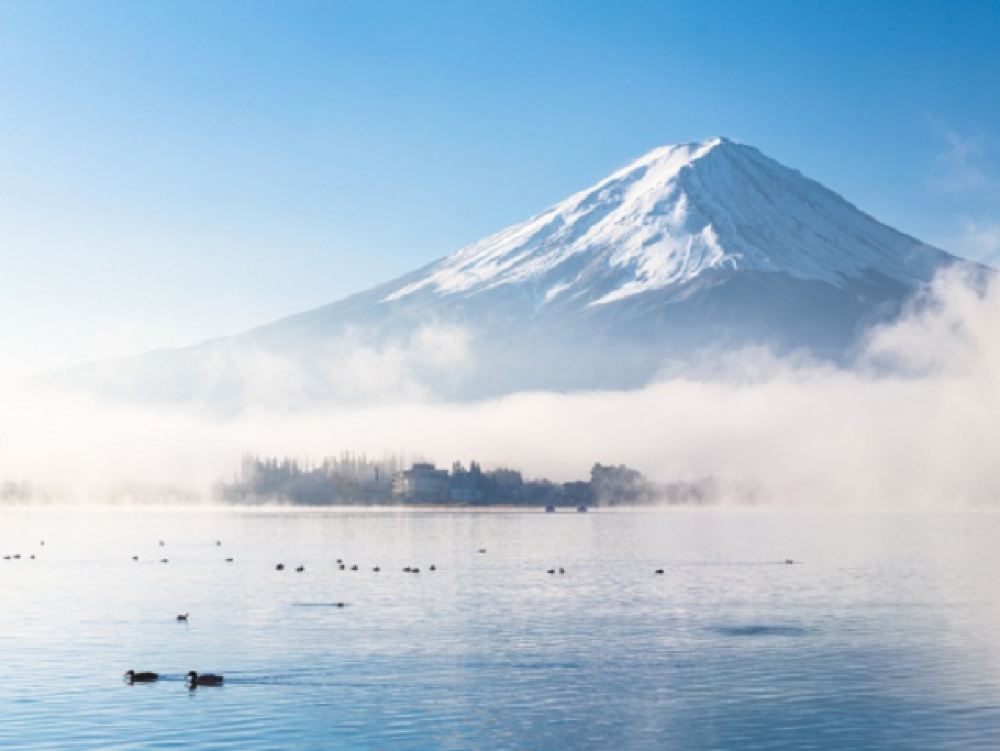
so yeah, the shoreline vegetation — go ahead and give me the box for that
[0,454,714,507]
[215,454,713,508]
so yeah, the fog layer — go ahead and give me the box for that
[1,267,996,508]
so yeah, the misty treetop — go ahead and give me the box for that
[216,453,712,507]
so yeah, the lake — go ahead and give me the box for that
[2,507,1000,750]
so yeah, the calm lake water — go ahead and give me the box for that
[2,507,1000,750]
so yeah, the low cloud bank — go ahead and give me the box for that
[0,267,997,508]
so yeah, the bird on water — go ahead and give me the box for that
[186,671,224,687]
[125,670,159,683]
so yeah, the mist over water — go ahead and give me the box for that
[0,267,997,508]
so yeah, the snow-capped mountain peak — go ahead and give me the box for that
[384,137,945,307]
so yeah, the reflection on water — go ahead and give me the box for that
[2,508,1000,750]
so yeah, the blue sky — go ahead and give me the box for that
[0,0,998,379]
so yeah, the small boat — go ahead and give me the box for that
[125,670,159,683]
[186,671,223,687]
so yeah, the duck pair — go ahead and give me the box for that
[124,670,223,687]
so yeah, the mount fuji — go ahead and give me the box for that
[56,137,970,407]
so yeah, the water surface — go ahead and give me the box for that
[2,508,999,750]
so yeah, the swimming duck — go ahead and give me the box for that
[558,567,565,574]
[546,569,555,574]
[215,540,222,546]
[372,566,380,572]
[158,541,165,546]
[125,669,159,683]
[429,564,436,571]
[654,569,665,574]
[350,564,358,571]
[176,613,189,622]
[295,565,305,572]
[132,555,139,561]
[186,671,223,687]
[224,557,234,563]
[159,558,169,564]
[478,548,487,554]
[784,559,795,565]
[275,563,285,571]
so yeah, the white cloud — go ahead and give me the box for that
[1,269,999,509]
[948,219,1000,265]
[930,130,994,194]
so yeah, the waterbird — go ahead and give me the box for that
[276,563,285,571]
[655,569,664,574]
[125,670,159,683]
[159,558,169,564]
[186,671,223,687]
[558,567,565,574]
[403,566,412,572]
[225,557,234,563]
[338,564,345,570]
[372,566,380,572]
[176,613,189,622]
[784,559,795,565]
[29,554,35,560]
[429,564,436,571]
[39,540,45,546]
[350,564,358,571]
[132,556,139,561]
[215,540,222,546]
[478,548,487,554]
[158,541,165,546]
[295,565,305,572]
[547,569,555,574]
[336,558,343,564]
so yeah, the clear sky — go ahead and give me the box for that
[0,0,997,380]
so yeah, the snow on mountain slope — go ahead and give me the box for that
[384,137,946,307]
[45,138,972,408]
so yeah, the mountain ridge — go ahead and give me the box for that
[44,138,974,408]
